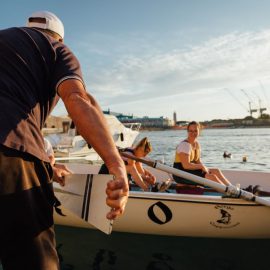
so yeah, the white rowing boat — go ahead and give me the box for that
[53,162,270,239]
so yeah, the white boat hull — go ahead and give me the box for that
[46,114,140,161]
[114,192,270,238]
[54,164,270,239]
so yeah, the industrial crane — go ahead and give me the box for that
[225,88,268,118]
[252,91,267,118]
[240,89,258,117]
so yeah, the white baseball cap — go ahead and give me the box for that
[26,11,64,39]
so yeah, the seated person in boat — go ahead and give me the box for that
[173,121,232,187]
[100,137,156,191]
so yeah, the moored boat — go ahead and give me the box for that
[45,114,140,161]
[54,163,270,239]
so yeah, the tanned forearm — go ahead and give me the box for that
[58,80,129,219]
[59,82,124,172]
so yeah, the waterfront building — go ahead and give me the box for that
[103,110,174,129]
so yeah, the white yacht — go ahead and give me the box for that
[44,114,140,161]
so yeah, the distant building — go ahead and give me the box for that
[210,122,235,128]
[118,116,174,128]
[103,109,134,120]
[103,110,174,128]
[45,115,71,129]
[175,121,188,127]
[43,115,71,134]
[173,111,177,125]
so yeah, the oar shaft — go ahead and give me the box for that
[155,162,227,193]
[157,163,270,206]
[255,196,270,206]
[148,162,270,205]
[120,152,270,207]
[120,152,155,167]
[121,152,226,193]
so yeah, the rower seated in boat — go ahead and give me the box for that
[99,137,156,191]
[173,121,232,193]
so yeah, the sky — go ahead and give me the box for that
[1,0,270,121]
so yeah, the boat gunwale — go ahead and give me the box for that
[129,191,270,206]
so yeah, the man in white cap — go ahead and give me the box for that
[0,11,128,270]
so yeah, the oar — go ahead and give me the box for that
[55,156,101,162]
[120,152,270,207]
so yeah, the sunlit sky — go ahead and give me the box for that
[2,0,270,121]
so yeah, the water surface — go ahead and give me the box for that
[136,128,270,172]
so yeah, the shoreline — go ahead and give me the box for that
[140,125,270,131]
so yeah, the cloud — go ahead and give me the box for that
[53,29,270,120]
[80,29,270,107]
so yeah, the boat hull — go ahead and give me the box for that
[113,193,270,238]
[51,166,270,269]
[54,170,270,239]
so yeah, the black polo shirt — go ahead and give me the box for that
[0,27,84,161]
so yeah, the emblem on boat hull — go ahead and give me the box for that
[210,205,240,229]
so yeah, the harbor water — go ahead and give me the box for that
[55,226,270,270]
[136,127,270,172]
